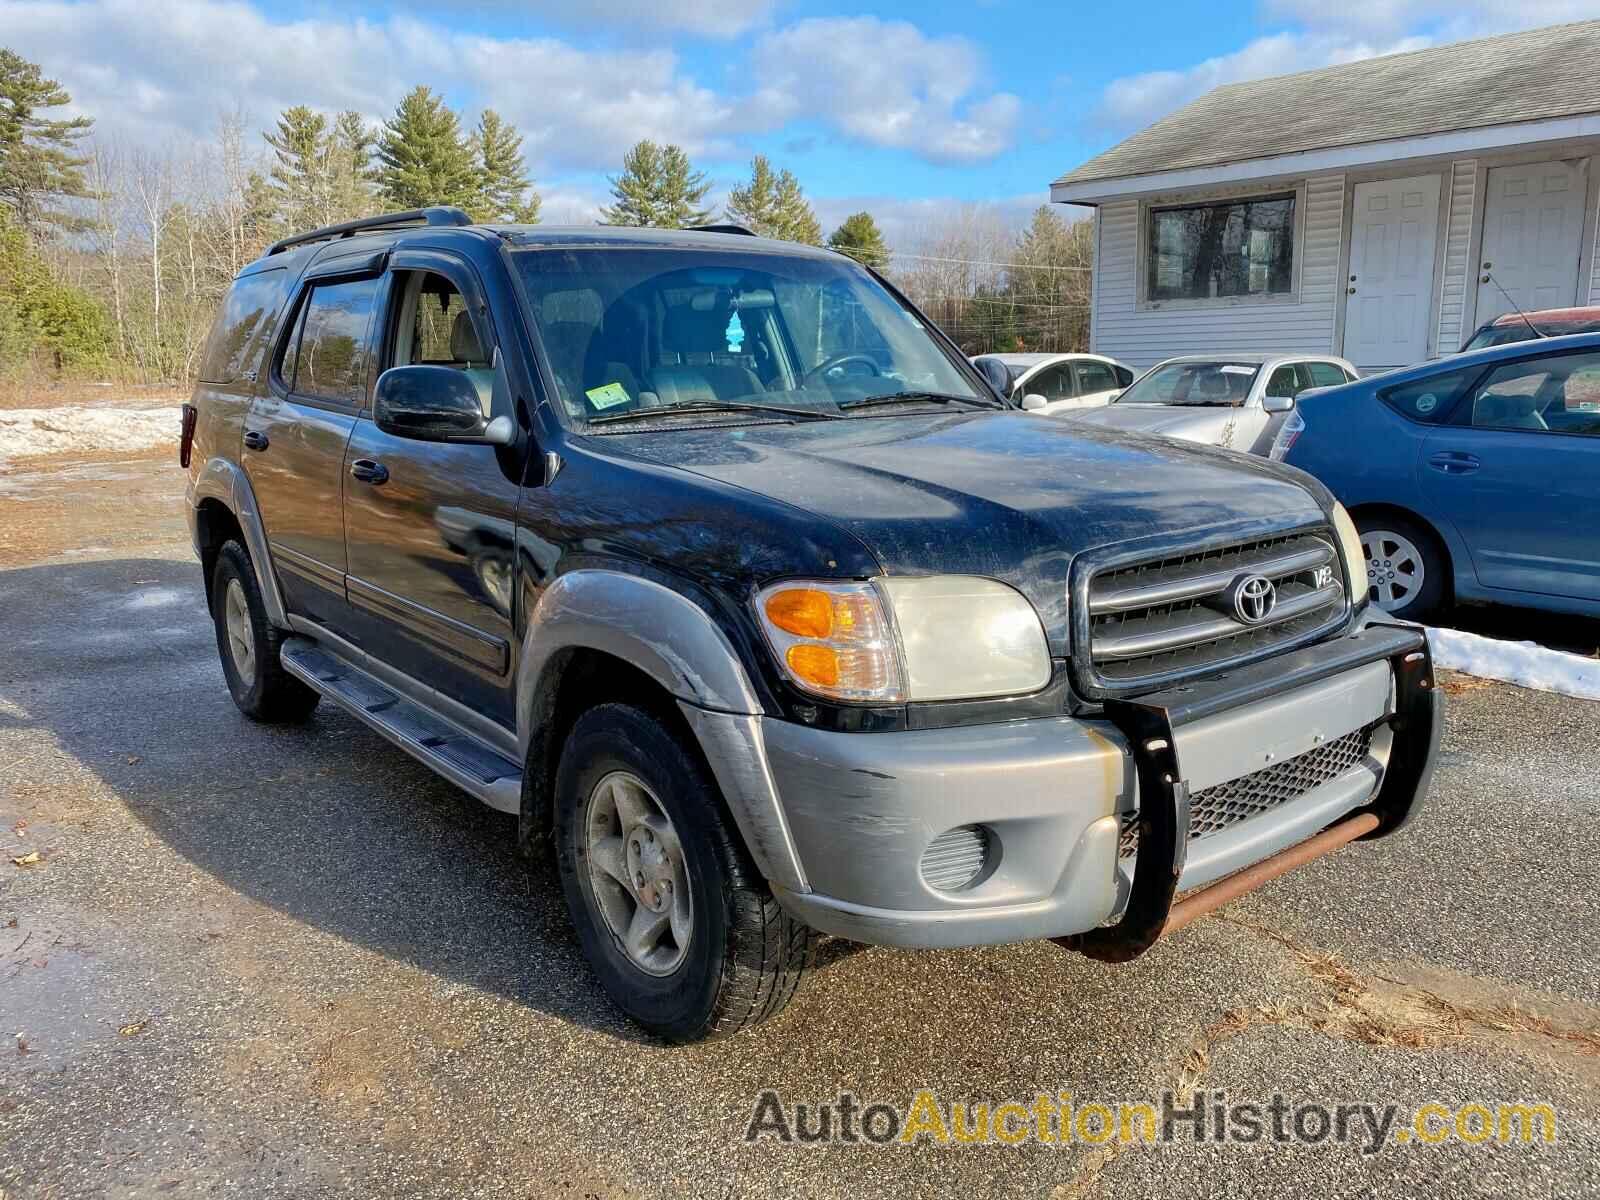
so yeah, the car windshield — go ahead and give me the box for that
[1115,361,1259,407]
[512,247,992,429]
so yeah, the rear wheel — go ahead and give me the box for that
[210,540,320,723]
[1356,514,1445,621]
[554,703,814,1042]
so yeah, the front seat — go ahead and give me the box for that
[450,310,495,416]
[1473,390,1547,430]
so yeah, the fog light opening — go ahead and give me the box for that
[920,824,999,893]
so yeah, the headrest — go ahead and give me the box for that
[451,310,486,364]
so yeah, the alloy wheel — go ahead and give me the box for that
[584,770,693,977]
[1361,529,1425,613]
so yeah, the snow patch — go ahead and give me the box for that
[0,405,180,463]
[1427,626,1600,701]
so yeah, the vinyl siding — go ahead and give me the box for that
[1436,159,1479,351]
[1590,178,1600,304]
[1090,174,1345,370]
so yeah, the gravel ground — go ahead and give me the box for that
[2,457,1599,1199]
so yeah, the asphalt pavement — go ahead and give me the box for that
[2,457,1599,1199]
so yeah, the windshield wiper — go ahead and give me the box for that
[837,390,1002,412]
[588,400,835,426]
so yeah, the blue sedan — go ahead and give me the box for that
[1284,331,1600,622]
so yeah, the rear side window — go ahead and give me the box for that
[197,268,289,384]
[1113,365,1134,387]
[281,277,380,405]
[1306,362,1349,388]
[1378,368,1476,424]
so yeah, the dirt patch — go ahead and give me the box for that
[0,450,185,568]
[0,381,185,411]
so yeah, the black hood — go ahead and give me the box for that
[608,410,1328,655]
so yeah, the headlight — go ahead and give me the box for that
[1331,502,1368,609]
[756,576,1051,704]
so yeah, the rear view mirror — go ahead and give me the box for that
[374,365,515,446]
[1020,393,1048,412]
[1263,393,1296,414]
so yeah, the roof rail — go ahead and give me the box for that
[687,223,757,237]
[265,207,474,256]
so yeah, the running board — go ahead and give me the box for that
[279,637,522,814]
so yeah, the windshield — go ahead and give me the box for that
[1115,361,1260,407]
[512,247,989,428]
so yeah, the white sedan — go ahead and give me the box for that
[969,352,1134,414]
[1066,353,1359,457]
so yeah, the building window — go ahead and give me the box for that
[1146,193,1296,303]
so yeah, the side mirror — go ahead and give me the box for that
[1262,392,1296,414]
[974,356,1013,399]
[374,365,515,446]
[1020,393,1049,412]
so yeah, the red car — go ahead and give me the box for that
[1461,306,1600,351]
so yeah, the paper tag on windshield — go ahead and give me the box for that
[585,382,631,410]
[1219,365,1255,376]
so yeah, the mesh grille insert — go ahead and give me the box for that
[1119,725,1376,859]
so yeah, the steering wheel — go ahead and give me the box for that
[801,353,883,385]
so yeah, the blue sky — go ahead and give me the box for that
[5,0,1599,243]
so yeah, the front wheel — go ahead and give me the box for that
[554,703,815,1042]
[1356,515,1445,621]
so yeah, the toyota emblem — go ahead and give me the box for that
[1229,574,1278,624]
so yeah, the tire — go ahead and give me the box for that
[210,540,320,723]
[1355,513,1446,622]
[554,702,815,1042]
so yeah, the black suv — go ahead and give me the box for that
[185,208,1442,1041]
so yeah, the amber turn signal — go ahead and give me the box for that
[764,587,834,640]
[785,643,841,688]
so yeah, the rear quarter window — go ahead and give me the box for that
[197,268,289,384]
[1377,368,1477,424]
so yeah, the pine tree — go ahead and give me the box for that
[262,106,330,231]
[726,155,821,244]
[374,86,478,212]
[470,109,539,223]
[827,211,889,271]
[0,48,95,237]
[328,109,375,220]
[601,140,712,228]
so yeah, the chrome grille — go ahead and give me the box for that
[1082,530,1347,694]
[1118,725,1375,859]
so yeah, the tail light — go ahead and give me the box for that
[179,404,197,468]
[1268,409,1305,461]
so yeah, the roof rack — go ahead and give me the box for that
[686,223,756,237]
[265,207,474,256]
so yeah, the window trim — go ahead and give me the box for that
[1136,183,1306,313]
[1446,344,1600,440]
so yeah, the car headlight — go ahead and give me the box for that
[755,576,1052,704]
[1331,502,1368,610]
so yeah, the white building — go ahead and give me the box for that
[1052,21,1600,372]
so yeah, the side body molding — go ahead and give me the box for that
[189,456,289,629]
[515,569,808,893]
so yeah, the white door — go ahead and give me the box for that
[1476,160,1587,324]
[1344,175,1442,369]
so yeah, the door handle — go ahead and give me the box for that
[1427,450,1480,474]
[349,458,389,485]
[242,429,269,452]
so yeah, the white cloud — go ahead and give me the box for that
[0,0,1017,177]
[1095,31,1430,132]
[1260,0,1600,39]
[749,18,1021,164]
[388,0,783,38]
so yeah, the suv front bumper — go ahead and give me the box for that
[753,622,1441,950]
